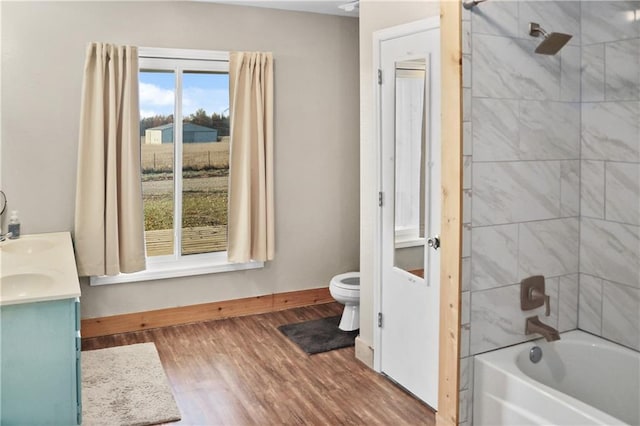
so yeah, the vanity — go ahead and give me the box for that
[0,232,81,425]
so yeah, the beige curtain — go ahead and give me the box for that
[228,52,274,263]
[74,43,146,276]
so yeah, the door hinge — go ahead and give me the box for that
[378,69,382,85]
[378,191,384,207]
[378,312,383,327]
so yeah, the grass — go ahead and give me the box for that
[143,190,228,231]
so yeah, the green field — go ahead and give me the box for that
[143,190,228,231]
[142,141,229,232]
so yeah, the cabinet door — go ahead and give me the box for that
[1,299,78,425]
[75,298,82,425]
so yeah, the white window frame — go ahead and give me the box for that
[91,47,262,286]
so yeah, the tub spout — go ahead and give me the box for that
[525,315,560,342]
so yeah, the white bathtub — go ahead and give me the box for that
[473,330,640,426]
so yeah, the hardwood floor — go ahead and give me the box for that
[82,303,436,425]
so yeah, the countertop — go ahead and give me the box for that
[0,232,81,306]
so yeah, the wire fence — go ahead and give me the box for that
[141,142,229,172]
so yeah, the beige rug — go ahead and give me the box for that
[82,342,181,426]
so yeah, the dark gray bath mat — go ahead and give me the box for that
[278,315,358,355]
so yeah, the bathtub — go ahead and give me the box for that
[473,330,640,426]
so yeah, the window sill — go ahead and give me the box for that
[89,253,263,286]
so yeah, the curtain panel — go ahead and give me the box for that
[228,52,275,263]
[74,43,146,276]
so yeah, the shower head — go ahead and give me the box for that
[529,22,572,55]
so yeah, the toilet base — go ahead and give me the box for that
[339,304,359,331]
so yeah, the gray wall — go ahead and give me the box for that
[1,1,360,318]
[461,1,639,424]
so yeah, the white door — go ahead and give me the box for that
[377,18,441,409]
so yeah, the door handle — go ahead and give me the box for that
[427,235,440,250]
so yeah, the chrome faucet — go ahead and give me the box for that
[0,232,12,242]
[525,315,560,342]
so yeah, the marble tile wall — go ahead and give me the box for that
[461,1,581,424]
[460,1,640,425]
[578,0,640,352]
[459,5,472,424]
[463,0,582,348]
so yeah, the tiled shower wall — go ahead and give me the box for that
[578,1,640,352]
[459,1,639,424]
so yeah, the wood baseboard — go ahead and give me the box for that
[81,287,334,338]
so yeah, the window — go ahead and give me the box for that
[91,48,262,285]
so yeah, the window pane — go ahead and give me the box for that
[181,71,230,255]
[140,70,175,256]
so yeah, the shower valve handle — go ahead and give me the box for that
[530,288,551,317]
[542,294,551,317]
[521,276,551,316]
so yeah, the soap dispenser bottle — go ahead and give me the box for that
[7,210,20,239]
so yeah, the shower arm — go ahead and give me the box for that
[529,23,549,38]
[462,0,487,10]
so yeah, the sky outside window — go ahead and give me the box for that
[139,72,229,118]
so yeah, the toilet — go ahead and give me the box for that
[329,272,360,331]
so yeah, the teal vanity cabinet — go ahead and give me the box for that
[0,297,82,425]
[0,232,82,425]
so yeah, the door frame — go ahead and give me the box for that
[372,7,462,425]
[437,2,463,424]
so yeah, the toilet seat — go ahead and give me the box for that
[331,272,360,290]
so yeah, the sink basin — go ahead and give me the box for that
[1,273,55,298]
[1,238,55,255]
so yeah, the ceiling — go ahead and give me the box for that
[197,0,360,18]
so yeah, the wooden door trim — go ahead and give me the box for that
[437,1,462,425]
